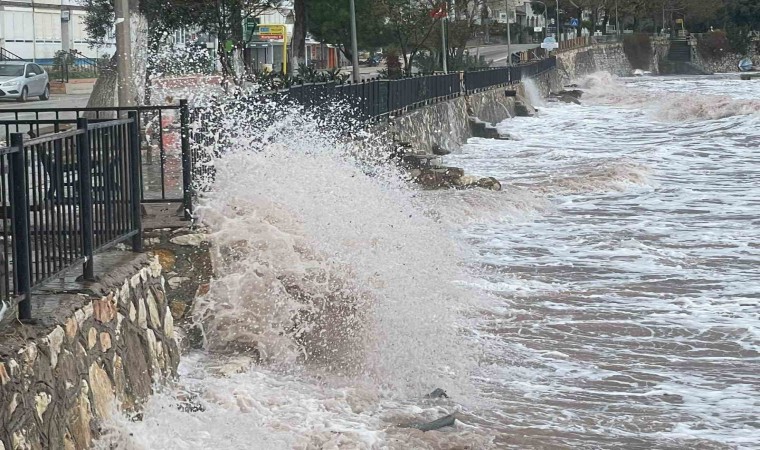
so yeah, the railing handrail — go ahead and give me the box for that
[2,115,142,322]
[0,105,181,114]
[0,47,23,61]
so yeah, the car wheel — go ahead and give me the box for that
[17,87,28,103]
[39,84,50,101]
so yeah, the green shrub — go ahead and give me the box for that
[383,48,403,79]
[725,26,751,55]
[623,33,652,69]
[697,31,732,59]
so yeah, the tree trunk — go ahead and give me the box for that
[130,12,148,105]
[87,0,145,108]
[291,0,307,70]
[85,56,118,118]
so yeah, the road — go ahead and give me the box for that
[467,43,542,66]
[0,94,90,121]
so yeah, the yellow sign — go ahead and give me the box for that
[675,18,683,24]
[258,24,288,74]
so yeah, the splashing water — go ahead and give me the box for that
[522,78,545,108]
[97,73,760,449]
[96,99,494,449]
[579,72,760,121]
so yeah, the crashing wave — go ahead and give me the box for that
[578,72,760,121]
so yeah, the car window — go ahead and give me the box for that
[25,64,35,76]
[0,64,24,77]
[31,64,44,75]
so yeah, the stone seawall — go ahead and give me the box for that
[389,78,560,154]
[0,253,179,450]
[556,43,633,81]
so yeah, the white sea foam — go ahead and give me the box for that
[578,72,760,121]
[97,74,760,449]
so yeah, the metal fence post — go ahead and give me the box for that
[128,111,143,252]
[9,133,32,320]
[76,118,96,281]
[179,99,192,221]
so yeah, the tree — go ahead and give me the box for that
[169,0,282,85]
[291,0,307,70]
[307,0,392,61]
[375,0,442,75]
[85,0,281,95]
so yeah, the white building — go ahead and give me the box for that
[0,0,114,63]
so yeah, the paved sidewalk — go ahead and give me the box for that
[0,93,91,121]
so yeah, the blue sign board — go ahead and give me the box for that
[570,18,580,28]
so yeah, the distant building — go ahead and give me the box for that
[0,0,114,63]
[244,5,347,72]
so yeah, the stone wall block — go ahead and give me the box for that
[34,392,51,422]
[130,273,142,289]
[145,330,159,380]
[7,393,18,416]
[128,302,136,322]
[2,248,183,447]
[137,298,148,330]
[93,296,117,324]
[146,291,161,330]
[86,328,97,351]
[0,363,9,386]
[88,363,115,420]
[115,313,125,339]
[164,307,174,339]
[99,333,112,352]
[81,302,93,323]
[149,255,163,278]
[64,318,78,342]
[44,327,65,372]
[66,380,92,450]
[112,356,127,408]
[120,280,130,306]
[120,321,152,402]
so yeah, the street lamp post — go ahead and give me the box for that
[505,0,511,66]
[555,0,560,41]
[533,1,549,41]
[349,0,360,82]
[441,1,448,73]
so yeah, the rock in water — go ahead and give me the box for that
[477,177,502,191]
[407,414,457,432]
[432,144,451,156]
[425,388,449,399]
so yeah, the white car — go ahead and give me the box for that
[0,61,50,102]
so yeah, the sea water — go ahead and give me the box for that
[97,73,759,449]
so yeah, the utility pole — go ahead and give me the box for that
[555,0,560,42]
[615,0,619,35]
[115,0,133,107]
[441,1,448,73]
[506,0,511,66]
[349,0,361,82]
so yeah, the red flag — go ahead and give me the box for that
[430,3,447,19]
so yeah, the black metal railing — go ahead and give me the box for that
[464,67,511,93]
[281,72,461,120]
[0,115,141,321]
[0,48,23,61]
[51,50,101,83]
[0,57,558,243]
[0,106,184,205]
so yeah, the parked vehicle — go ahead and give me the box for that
[363,55,383,67]
[0,61,50,102]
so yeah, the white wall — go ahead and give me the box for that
[0,6,114,62]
